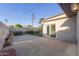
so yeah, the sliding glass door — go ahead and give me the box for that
[47,26,49,35]
[51,24,56,37]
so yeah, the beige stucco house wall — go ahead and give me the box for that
[58,3,78,55]
[41,13,76,42]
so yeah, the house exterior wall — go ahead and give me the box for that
[56,16,76,42]
[42,14,76,42]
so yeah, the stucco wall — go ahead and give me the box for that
[42,14,76,42]
[56,16,76,42]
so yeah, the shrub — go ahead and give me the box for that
[25,30,40,35]
[13,30,41,36]
[25,30,34,34]
[13,31,23,36]
[34,31,39,35]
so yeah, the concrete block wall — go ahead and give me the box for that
[0,22,9,50]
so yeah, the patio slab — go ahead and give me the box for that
[4,34,77,56]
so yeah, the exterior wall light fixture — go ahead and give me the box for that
[71,3,78,12]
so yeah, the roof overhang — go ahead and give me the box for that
[59,3,77,17]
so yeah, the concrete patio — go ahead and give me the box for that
[4,34,77,56]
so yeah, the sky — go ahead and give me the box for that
[0,3,63,27]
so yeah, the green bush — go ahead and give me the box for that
[25,30,34,34]
[13,31,24,36]
[13,30,41,36]
[34,31,39,35]
[25,30,40,35]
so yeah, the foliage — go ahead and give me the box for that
[15,24,22,28]
[39,18,44,23]
[25,30,34,34]
[13,31,23,36]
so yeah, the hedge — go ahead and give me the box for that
[13,31,24,36]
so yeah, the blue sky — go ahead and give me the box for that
[0,3,63,27]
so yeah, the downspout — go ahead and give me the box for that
[77,11,78,56]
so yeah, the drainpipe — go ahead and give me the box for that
[77,10,79,56]
[77,4,79,56]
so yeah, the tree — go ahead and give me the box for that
[15,24,22,28]
[39,18,44,23]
